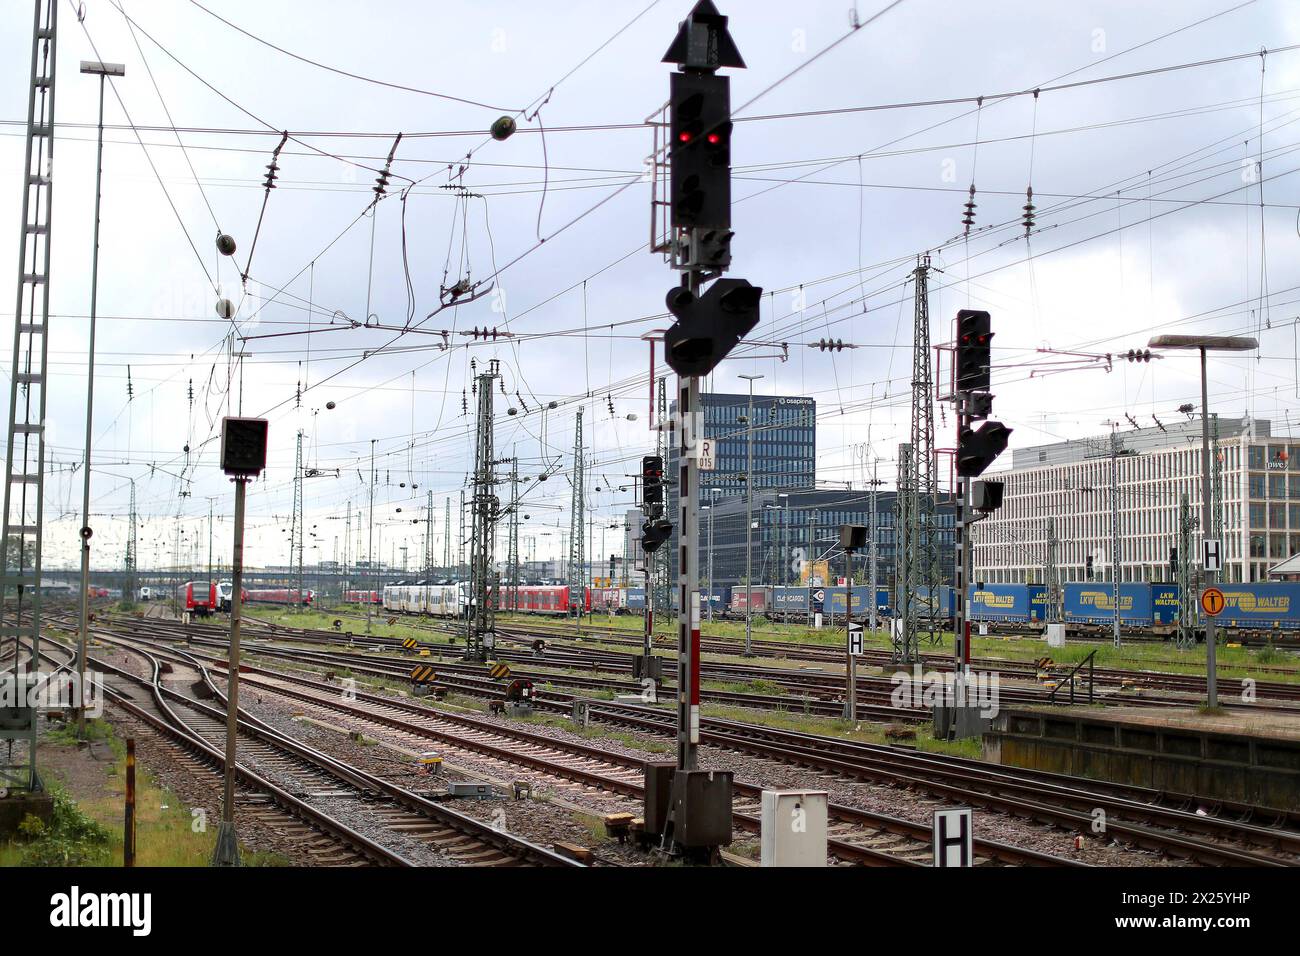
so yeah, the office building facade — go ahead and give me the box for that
[974,416,1296,586]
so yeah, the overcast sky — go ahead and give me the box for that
[2,0,1298,576]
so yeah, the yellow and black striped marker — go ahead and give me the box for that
[410,664,437,683]
[1034,656,1053,671]
[488,660,511,680]
[402,637,418,651]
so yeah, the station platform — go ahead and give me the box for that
[983,705,1300,811]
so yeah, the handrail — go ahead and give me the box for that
[1047,650,1096,704]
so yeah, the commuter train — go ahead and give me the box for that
[381,581,466,616]
[179,581,218,616]
[342,589,381,605]
[379,582,659,618]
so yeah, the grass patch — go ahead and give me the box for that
[1,718,291,867]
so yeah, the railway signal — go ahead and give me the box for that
[957,420,1012,478]
[214,415,269,867]
[657,0,749,858]
[642,455,665,509]
[641,517,673,553]
[955,309,992,393]
[662,278,763,378]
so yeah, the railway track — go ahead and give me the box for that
[88,614,1300,867]
[96,627,1078,867]
[37,631,580,868]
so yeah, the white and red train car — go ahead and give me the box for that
[343,589,380,604]
[180,581,218,616]
[243,588,314,606]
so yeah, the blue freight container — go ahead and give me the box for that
[1064,582,1157,626]
[626,587,646,611]
[1151,584,1179,626]
[968,583,1046,623]
[1212,583,1300,630]
[903,585,955,620]
[770,586,810,613]
[826,587,878,616]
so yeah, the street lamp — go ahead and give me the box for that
[1148,333,1257,709]
[76,60,125,738]
[739,373,764,655]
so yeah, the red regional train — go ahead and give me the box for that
[180,581,218,616]
[496,584,590,615]
[243,588,315,606]
[342,589,380,604]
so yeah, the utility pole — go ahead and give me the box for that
[466,360,503,660]
[894,443,916,663]
[868,463,882,634]
[367,439,375,634]
[206,498,214,589]
[76,57,124,735]
[1176,490,1194,649]
[424,489,433,611]
[706,501,715,623]
[568,409,585,617]
[343,500,351,597]
[458,488,465,582]
[212,416,267,867]
[506,453,519,611]
[1045,516,1062,623]
[739,372,763,656]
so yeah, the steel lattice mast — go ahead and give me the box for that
[443,496,452,573]
[568,409,585,614]
[893,443,917,663]
[909,255,940,644]
[292,430,304,606]
[124,479,137,602]
[506,451,519,611]
[467,360,502,661]
[0,0,57,793]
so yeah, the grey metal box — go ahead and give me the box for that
[672,769,733,847]
[643,762,676,835]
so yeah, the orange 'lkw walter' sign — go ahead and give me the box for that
[1200,587,1226,617]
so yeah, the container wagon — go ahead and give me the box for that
[967,583,1047,630]
[729,586,770,616]
[1063,582,1167,631]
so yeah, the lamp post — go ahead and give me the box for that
[75,60,125,738]
[1148,334,1257,709]
[739,373,763,656]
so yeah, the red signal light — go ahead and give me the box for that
[678,131,693,143]
[706,132,721,144]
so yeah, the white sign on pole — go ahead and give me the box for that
[847,621,864,656]
[1202,539,1222,573]
[698,438,715,471]
[932,808,973,867]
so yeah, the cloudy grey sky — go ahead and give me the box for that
[2,0,1298,575]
